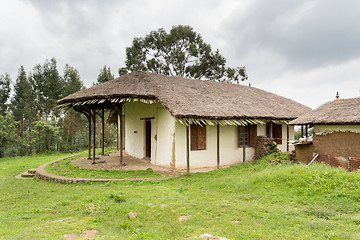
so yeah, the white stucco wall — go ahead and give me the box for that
[174,124,255,169]
[154,108,175,167]
[124,102,294,170]
[124,101,175,168]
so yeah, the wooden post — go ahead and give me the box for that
[305,125,308,138]
[88,115,91,159]
[92,108,96,164]
[119,105,123,165]
[242,125,246,163]
[286,125,289,152]
[186,125,190,173]
[270,122,273,138]
[301,125,304,138]
[101,108,105,155]
[217,124,220,169]
[117,114,120,150]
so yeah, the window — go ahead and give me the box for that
[239,126,249,146]
[190,124,206,150]
[239,125,257,147]
[266,122,282,145]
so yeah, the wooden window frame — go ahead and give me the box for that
[239,125,257,147]
[238,125,249,147]
[190,124,206,151]
[266,122,282,145]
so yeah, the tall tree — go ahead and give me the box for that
[10,66,36,137]
[32,58,63,119]
[63,64,83,97]
[0,114,18,157]
[0,73,11,115]
[97,65,114,84]
[119,25,248,83]
[60,64,85,150]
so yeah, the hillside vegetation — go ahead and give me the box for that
[1,153,360,239]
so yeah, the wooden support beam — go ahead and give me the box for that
[186,125,190,173]
[242,125,246,163]
[120,107,123,165]
[101,108,105,155]
[286,125,289,152]
[217,124,220,169]
[301,125,304,138]
[92,108,96,164]
[88,115,92,159]
[305,125,308,138]
[117,114,120,150]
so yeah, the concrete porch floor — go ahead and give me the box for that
[71,150,224,175]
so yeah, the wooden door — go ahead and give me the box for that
[145,121,151,158]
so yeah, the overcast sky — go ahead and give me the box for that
[1,0,359,109]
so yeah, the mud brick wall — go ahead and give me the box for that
[313,132,360,158]
[295,143,314,164]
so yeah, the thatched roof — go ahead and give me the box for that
[289,97,360,125]
[58,71,310,124]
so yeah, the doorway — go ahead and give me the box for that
[145,120,151,158]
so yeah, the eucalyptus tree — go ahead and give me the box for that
[119,25,247,83]
[32,58,63,119]
[0,73,11,115]
[97,65,114,84]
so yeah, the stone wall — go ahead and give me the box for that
[253,136,278,160]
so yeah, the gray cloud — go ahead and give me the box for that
[0,0,359,109]
[222,0,360,69]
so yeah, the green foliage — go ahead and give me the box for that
[97,65,114,84]
[1,58,96,157]
[32,58,63,119]
[0,73,11,114]
[74,130,86,151]
[0,114,18,157]
[32,120,60,152]
[10,66,36,136]
[120,25,248,83]
[62,64,83,97]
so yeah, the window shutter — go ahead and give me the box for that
[190,124,206,150]
[190,125,198,151]
[249,125,257,147]
[266,122,271,137]
[198,126,206,150]
[273,124,282,144]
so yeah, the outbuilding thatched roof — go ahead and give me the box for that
[289,97,360,125]
[58,71,310,125]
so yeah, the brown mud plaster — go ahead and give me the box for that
[171,133,176,170]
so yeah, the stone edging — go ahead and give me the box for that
[35,154,166,184]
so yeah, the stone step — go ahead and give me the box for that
[21,172,35,178]
[28,169,37,174]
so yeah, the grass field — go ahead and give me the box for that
[1,152,360,239]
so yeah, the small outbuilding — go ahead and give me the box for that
[290,96,360,170]
[58,71,310,172]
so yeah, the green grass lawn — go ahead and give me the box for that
[1,152,360,239]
